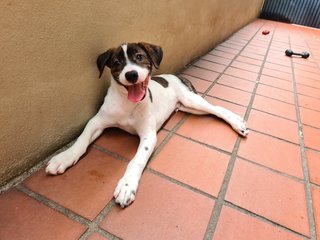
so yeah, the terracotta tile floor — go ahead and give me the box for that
[1,19,320,240]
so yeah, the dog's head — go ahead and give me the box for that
[97,42,163,103]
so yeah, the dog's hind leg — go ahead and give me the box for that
[177,91,249,137]
[46,111,114,175]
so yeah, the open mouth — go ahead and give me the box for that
[125,75,150,103]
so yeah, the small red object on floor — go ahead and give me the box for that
[262,30,270,35]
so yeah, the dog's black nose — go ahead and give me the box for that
[125,70,138,84]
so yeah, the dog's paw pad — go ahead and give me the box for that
[114,176,138,208]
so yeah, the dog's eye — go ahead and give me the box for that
[136,54,145,61]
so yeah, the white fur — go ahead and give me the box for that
[46,46,249,208]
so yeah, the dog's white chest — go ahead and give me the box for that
[115,111,141,134]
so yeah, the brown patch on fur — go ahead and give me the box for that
[109,47,127,83]
[137,42,163,69]
[152,76,169,88]
[96,46,126,87]
[179,76,197,93]
[127,44,153,71]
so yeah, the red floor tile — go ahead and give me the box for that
[247,109,300,144]
[149,135,230,196]
[241,51,265,61]
[213,206,304,240]
[259,74,293,91]
[300,107,320,128]
[182,66,220,82]
[100,172,215,240]
[156,130,170,148]
[193,59,226,73]
[210,49,235,59]
[295,69,319,81]
[208,84,252,106]
[0,189,86,240]
[262,68,293,81]
[179,74,212,93]
[220,42,243,50]
[295,75,320,89]
[163,111,187,131]
[266,57,291,68]
[303,125,320,151]
[296,84,320,98]
[243,46,267,56]
[215,45,240,55]
[218,74,255,92]
[95,128,139,160]
[226,159,310,236]
[177,114,238,152]
[252,94,297,121]
[312,187,320,239]
[235,55,263,66]
[95,128,168,159]
[202,54,232,65]
[225,67,259,82]
[264,62,292,73]
[306,150,320,185]
[298,94,320,112]
[231,61,261,73]
[294,63,320,74]
[225,39,247,46]
[238,131,303,178]
[23,148,127,220]
[256,84,295,104]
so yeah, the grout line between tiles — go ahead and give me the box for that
[181,72,218,83]
[96,228,122,240]
[16,184,121,240]
[146,168,217,201]
[236,156,305,183]
[200,57,229,66]
[15,184,92,227]
[92,144,130,163]
[169,130,233,156]
[311,183,320,189]
[289,33,317,240]
[79,200,120,240]
[203,20,273,240]
[161,128,306,185]
[188,64,222,75]
[223,201,310,240]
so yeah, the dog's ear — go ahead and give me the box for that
[96,48,115,78]
[138,42,163,69]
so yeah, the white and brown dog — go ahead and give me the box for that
[46,42,249,207]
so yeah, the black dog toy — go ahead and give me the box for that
[285,49,310,59]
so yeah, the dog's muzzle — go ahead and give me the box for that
[126,74,150,103]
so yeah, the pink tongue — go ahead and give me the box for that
[127,83,146,102]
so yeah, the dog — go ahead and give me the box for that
[46,42,249,208]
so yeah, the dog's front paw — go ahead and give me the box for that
[46,150,78,175]
[230,115,249,137]
[114,175,139,208]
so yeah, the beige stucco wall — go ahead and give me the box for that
[0,0,263,186]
